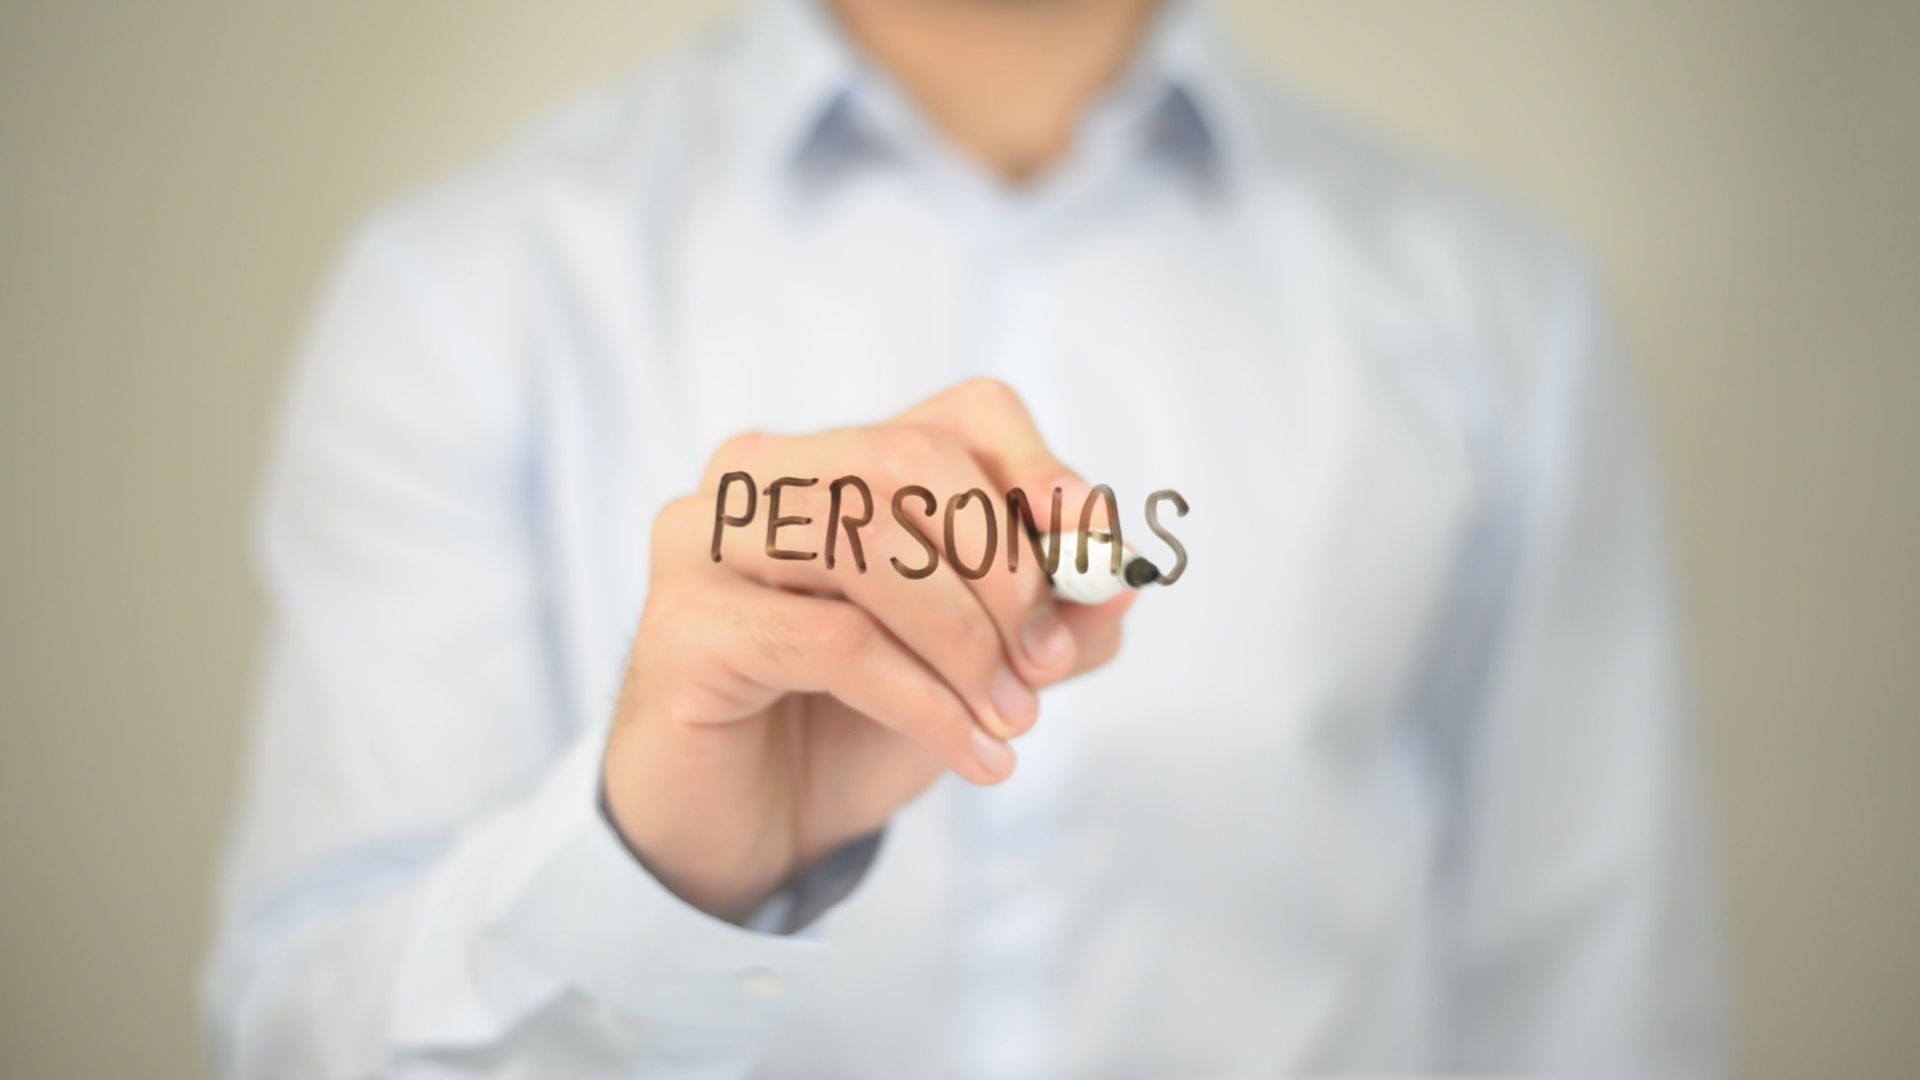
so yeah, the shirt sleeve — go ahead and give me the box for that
[1437,247,1733,1078]
[201,210,867,1078]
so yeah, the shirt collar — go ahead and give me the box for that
[737,0,1253,193]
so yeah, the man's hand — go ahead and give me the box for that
[601,378,1134,921]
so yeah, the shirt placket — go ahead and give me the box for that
[947,189,1077,1080]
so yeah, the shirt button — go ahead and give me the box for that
[736,966,788,1001]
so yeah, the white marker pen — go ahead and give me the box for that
[1049,530,1160,605]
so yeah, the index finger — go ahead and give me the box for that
[899,379,1134,661]
[896,378,1082,519]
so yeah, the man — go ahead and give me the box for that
[205,0,1729,1075]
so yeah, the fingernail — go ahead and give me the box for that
[989,667,1039,737]
[1019,605,1075,670]
[971,727,1016,780]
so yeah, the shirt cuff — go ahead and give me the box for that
[743,830,885,936]
[483,732,838,1032]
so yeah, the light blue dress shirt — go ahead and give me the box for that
[205,1,1730,1076]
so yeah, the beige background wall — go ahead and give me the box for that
[2,2,1915,1075]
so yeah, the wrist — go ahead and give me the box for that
[598,725,784,923]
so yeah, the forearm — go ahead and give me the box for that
[206,736,835,1079]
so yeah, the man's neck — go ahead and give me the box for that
[827,0,1162,183]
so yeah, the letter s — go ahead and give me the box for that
[1144,489,1188,585]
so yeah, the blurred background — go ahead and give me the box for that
[2,1,1915,1075]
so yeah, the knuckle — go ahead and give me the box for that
[652,681,722,732]
[932,699,977,755]
[933,602,1003,674]
[958,376,1023,415]
[738,605,805,668]
[640,582,706,641]
[789,479,832,520]
[649,497,701,558]
[968,618,1007,671]
[872,424,944,481]
[716,429,769,463]
[705,430,769,483]
[897,679,972,750]
[860,503,908,553]
[638,580,682,622]
[633,591,705,673]
[811,604,876,661]
[653,495,697,535]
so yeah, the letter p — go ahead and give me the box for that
[711,470,757,562]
